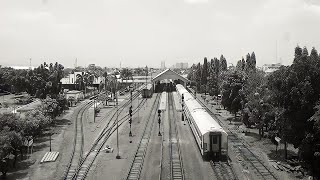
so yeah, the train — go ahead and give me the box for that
[141,83,153,98]
[176,84,228,159]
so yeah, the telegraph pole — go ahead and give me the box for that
[129,86,133,136]
[137,90,140,123]
[145,66,148,108]
[116,77,121,159]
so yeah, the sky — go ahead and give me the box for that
[0,0,320,68]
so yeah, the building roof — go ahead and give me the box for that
[151,69,189,83]
[66,90,83,94]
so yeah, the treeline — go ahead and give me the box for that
[0,62,68,177]
[0,62,64,98]
[0,97,65,176]
[188,47,320,172]
[187,55,228,95]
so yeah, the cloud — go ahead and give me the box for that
[184,0,209,4]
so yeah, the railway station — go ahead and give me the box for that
[4,68,296,180]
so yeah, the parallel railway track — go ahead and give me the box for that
[126,93,161,180]
[73,90,145,180]
[62,90,144,180]
[167,92,184,180]
[210,160,237,180]
[187,87,277,180]
[64,101,93,180]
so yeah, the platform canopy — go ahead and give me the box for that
[151,69,189,86]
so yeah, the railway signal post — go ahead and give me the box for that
[129,106,133,137]
[158,109,162,136]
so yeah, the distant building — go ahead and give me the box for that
[161,61,166,70]
[60,72,104,85]
[262,63,282,75]
[87,64,97,70]
[9,66,35,70]
[65,90,84,102]
[175,62,188,69]
[60,72,105,90]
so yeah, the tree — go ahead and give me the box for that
[221,71,245,121]
[207,67,219,96]
[0,114,25,168]
[219,55,227,71]
[236,60,243,71]
[121,68,133,85]
[195,63,202,92]
[267,46,320,162]
[103,71,108,91]
[201,57,208,85]
[24,108,52,137]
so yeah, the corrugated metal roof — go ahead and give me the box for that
[152,69,189,83]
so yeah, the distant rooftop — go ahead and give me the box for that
[8,66,35,70]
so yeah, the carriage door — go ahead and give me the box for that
[210,133,221,153]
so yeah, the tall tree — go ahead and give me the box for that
[221,71,245,121]
[195,63,202,91]
[201,57,208,85]
[219,55,228,71]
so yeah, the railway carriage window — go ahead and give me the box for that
[212,136,218,144]
[203,143,207,150]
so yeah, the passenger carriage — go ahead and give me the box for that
[176,84,228,159]
[141,84,153,98]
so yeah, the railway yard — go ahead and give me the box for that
[7,82,306,180]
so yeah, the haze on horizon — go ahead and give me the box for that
[0,0,320,68]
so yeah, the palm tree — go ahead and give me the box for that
[121,68,132,86]
[76,73,84,90]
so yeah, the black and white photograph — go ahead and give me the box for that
[0,0,320,179]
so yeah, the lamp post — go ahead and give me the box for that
[116,77,121,159]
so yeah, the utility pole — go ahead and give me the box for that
[93,97,96,123]
[145,66,148,108]
[116,76,121,159]
[137,90,140,123]
[49,129,52,152]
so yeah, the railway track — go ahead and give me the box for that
[187,88,277,180]
[167,92,184,180]
[72,90,145,180]
[64,101,94,180]
[228,135,277,180]
[62,90,143,180]
[210,160,237,180]
[126,93,161,180]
